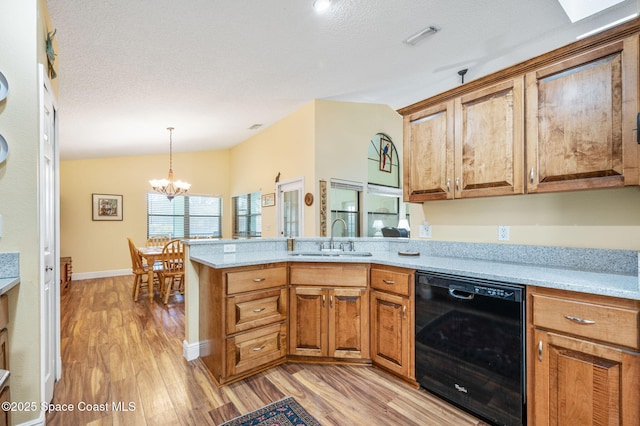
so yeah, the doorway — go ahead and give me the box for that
[276,178,304,237]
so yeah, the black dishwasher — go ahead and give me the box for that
[415,271,526,426]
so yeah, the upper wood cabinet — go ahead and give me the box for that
[455,78,524,198]
[403,78,524,201]
[526,37,639,193]
[400,20,640,200]
[404,101,454,200]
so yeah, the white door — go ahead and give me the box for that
[276,178,304,237]
[40,66,59,403]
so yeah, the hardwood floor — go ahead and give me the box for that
[48,275,486,425]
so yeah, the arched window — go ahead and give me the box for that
[366,134,408,237]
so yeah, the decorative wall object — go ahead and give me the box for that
[379,136,393,173]
[92,193,123,221]
[319,180,327,236]
[305,193,314,206]
[262,192,275,207]
[46,29,57,79]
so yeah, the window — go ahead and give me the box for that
[232,191,262,238]
[330,179,362,237]
[147,193,222,238]
[366,188,400,237]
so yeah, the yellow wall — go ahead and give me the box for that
[61,150,231,274]
[411,187,640,250]
[0,0,56,422]
[229,101,316,237]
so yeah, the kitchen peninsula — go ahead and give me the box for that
[182,238,640,424]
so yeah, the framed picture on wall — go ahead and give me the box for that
[92,193,123,221]
[262,193,275,207]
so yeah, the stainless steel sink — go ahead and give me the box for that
[288,251,373,257]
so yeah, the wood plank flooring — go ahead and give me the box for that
[48,275,486,425]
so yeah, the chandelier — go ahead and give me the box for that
[149,127,191,201]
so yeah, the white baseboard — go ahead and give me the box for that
[16,411,45,426]
[71,269,131,281]
[183,340,201,361]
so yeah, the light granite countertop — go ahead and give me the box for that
[187,239,640,300]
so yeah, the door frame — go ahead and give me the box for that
[39,64,60,404]
[276,177,305,237]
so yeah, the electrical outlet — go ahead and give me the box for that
[498,225,510,241]
[223,244,236,253]
[419,225,432,238]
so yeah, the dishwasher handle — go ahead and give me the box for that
[448,288,475,300]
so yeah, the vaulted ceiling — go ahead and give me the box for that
[47,0,638,160]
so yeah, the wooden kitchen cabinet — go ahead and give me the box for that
[370,264,415,382]
[289,263,369,360]
[199,263,288,386]
[404,101,455,201]
[528,287,640,425]
[403,78,524,201]
[525,37,639,193]
[371,265,415,384]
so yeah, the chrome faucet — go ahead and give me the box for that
[329,218,347,251]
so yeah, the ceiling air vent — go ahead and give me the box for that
[248,124,263,130]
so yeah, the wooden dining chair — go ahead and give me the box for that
[128,237,154,301]
[157,239,185,304]
[146,234,171,247]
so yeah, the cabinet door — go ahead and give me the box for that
[289,287,327,357]
[532,330,640,426]
[328,288,369,359]
[525,37,639,193]
[455,78,524,198]
[403,101,455,201]
[370,290,412,378]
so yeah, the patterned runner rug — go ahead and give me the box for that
[219,396,321,426]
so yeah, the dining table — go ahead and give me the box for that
[137,246,163,301]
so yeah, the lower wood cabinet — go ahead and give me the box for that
[370,265,415,383]
[289,263,369,360]
[198,263,288,386]
[529,287,640,425]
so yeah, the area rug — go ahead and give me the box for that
[219,396,321,426]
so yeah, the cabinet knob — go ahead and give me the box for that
[402,305,407,320]
[529,168,535,184]
[252,345,266,352]
[253,307,266,313]
[455,177,460,191]
[253,278,266,282]
[446,179,451,193]
[382,279,395,285]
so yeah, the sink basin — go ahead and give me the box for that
[288,251,373,257]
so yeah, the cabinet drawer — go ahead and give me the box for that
[290,264,368,287]
[532,294,640,350]
[226,322,286,377]
[226,266,287,295]
[226,288,287,334]
[371,268,412,296]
